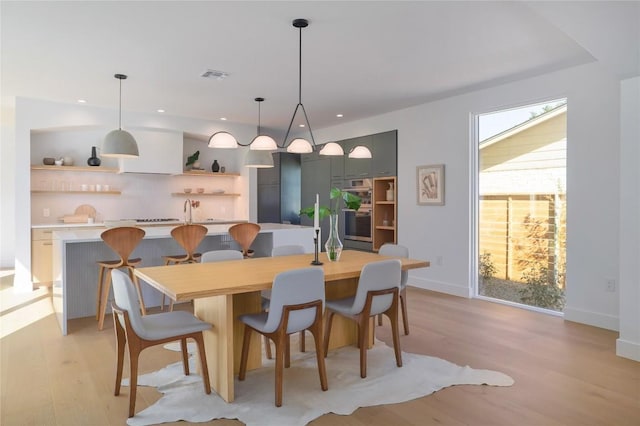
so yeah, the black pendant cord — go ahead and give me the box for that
[118,77,122,130]
[283,18,316,149]
[236,97,266,147]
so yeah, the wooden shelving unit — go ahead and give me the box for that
[178,170,240,177]
[372,176,397,251]
[31,190,121,195]
[31,165,119,173]
[171,192,240,197]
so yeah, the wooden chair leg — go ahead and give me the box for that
[285,335,291,368]
[274,334,286,407]
[127,339,142,418]
[96,265,106,320]
[194,333,211,394]
[98,269,113,331]
[264,335,273,359]
[169,299,174,312]
[309,325,328,392]
[238,326,252,381]
[400,287,409,335]
[299,330,305,352]
[180,337,189,376]
[389,304,403,368]
[358,315,369,378]
[323,310,336,358]
[113,313,126,396]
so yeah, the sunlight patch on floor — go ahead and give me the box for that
[0,271,55,338]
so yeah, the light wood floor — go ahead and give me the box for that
[1,272,638,425]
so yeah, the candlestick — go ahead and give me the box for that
[311,228,323,265]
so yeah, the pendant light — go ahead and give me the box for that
[102,74,139,158]
[244,98,275,167]
[208,18,372,159]
[249,98,277,150]
[244,149,274,168]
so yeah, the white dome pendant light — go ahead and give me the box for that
[249,97,278,150]
[102,74,139,158]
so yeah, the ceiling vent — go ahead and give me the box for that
[201,69,229,80]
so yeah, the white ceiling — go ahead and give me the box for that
[2,1,638,140]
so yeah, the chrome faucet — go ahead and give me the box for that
[184,199,192,224]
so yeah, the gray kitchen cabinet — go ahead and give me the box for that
[257,152,301,224]
[330,151,344,180]
[372,130,397,177]
[301,152,331,246]
[344,136,372,178]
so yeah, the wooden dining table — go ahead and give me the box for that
[134,249,429,402]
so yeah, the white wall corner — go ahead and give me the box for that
[563,306,619,332]
[616,338,640,362]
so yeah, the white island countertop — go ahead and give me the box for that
[51,222,316,335]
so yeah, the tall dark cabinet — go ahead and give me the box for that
[257,152,302,224]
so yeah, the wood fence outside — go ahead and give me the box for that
[479,193,566,287]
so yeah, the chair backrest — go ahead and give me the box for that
[228,223,261,256]
[264,267,325,334]
[171,224,208,258]
[100,227,145,265]
[201,249,244,263]
[379,243,409,288]
[352,259,402,316]
[111,269,146,337]
[271,245,306,257]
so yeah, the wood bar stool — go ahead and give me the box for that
[228,222,260,258]
[161,224,208,311]
[96,226,146,331]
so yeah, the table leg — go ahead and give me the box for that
[193,291,261,403]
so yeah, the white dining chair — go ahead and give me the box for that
[323,259,402,378]
[263,245,307,359]
[238,267,328,407]
[110,269,212,418]
[201,249,244,263]
[378,243,410,334]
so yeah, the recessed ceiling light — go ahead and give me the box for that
[77,99,86,103]
[298,124,305,128]
[220,117,227,121]
[336,113,343,118]
[157,109,165,113]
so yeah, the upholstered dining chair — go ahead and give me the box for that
[323,259,402,378]
[238,267,328,407]
[160,224,208,310]
[228,222,261,257]
[110,269,211,418]
[96,226,146,331]
[201,249,244,263]
[378,243,410,335]
[263,245,307,359]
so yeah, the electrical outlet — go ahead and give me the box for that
[43,208,50,217]
[436,255,443,266]
[606,279,616,292]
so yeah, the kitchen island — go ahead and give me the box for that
[50,223,315,335]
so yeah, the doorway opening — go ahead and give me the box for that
[474,99,567,313]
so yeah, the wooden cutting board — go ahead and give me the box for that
[74,204,97,219]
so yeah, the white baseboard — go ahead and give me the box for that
[616,338,640,361]
[564,306,619,331]
[408,276,472,298]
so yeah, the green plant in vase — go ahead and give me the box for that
[185,150,200,170]
[300,188,361,261]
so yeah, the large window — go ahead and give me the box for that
[475,99,567,313]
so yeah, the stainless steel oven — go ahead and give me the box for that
[343,179,372,242]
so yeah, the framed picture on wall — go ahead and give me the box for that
[417,164,445,205]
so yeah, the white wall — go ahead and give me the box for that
[314,62,627,334]
[5,97,258,289]
[617,76,640,361]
